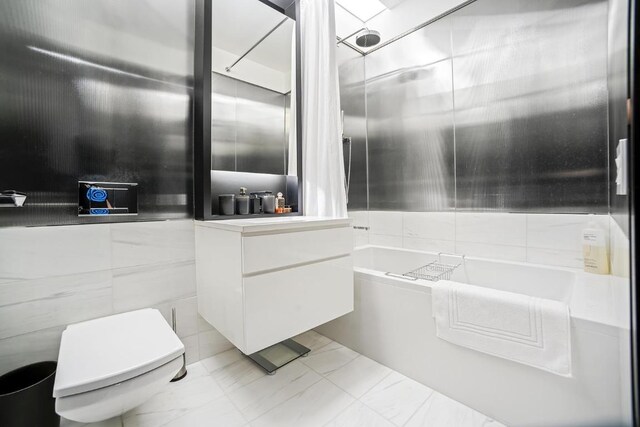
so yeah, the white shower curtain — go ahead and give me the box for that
[299,0,347,218]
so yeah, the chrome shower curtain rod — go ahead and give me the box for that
[225,17,289,72]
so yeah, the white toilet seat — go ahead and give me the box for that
[55,356,182,423]
[54,309,185,423]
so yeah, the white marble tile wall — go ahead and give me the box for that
[349,210,612,269]
[0,220,232,374]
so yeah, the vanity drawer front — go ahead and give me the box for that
[242,226,352,274]
[243,255,354,354]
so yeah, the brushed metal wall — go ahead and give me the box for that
[338,47,368,210]
[452,0,608,213]
[365,17,455,211]
[608,0,630,233]
[211,72,288,175]
[0,0,195,226]
[349,0,609,213]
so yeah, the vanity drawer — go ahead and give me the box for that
[242,226,352,274]
[242,255,353,354]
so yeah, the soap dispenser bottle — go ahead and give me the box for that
[582,220,609,275]
[236,187,250,215]
[275,192,285,213]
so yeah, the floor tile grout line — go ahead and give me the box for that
[323,358,393,400]
[241,375,328,425]
[243,371,325,423]
[399,389,436,427]
[321,399,361,427]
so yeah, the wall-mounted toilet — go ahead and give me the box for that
[53,309,185,423]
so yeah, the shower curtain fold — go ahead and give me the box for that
[299,0,348,218]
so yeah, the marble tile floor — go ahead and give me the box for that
[62,331,505,427]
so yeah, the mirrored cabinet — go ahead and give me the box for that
[195,0,301,220]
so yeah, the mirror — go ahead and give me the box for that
[211,0,296,176]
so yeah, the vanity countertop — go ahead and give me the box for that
[195,216,352,234]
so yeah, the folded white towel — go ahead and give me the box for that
[432,280,571,377]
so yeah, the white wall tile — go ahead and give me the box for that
[348,211,369,228]
[112,260,196,312]
[0,271,112,340]
[610,217,630,278]
[110,220,195,269]
[455,213,526,246]
[526,247,583,269]
[181,333,200,365]
[156,296,198,338]
[527,214,608,252]
[0,325,65,375]
[354,230,369,247]
[0,224,112,282]
[455,241,526,262]
[369,234,403,248]
[199,328,235,359]
[403,237,455,253]
[403,212,455,241]
[368,211,403,236]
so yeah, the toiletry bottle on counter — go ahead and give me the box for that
[582,221,609,274]
[236,187,250,215]
[275,192,285,213]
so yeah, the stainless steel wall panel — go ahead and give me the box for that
[338,48,368,210]
[364,18,455,211]
[235,81,287,174]
[451,0,609,212]
[0,0,194,226]
[210,73,287,175]
[211,73,237,171]
[608,0,630,234]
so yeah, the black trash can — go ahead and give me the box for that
[0,361,60,427]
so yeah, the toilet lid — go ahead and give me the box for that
[53,308,184,398]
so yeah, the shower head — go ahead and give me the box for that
[355,29,381,48]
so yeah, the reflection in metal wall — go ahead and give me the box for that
[337,47,368,210]
[0,0,195,227]
[345,0,610,213]
[211,73,287,175]
[451,0,608,212]
[365,18,455,211]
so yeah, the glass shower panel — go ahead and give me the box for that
[451,0,609,212]
[365,17,455,211]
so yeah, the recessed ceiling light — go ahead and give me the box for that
[336,0,387,22]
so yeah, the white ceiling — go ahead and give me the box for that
[212,0,293,89]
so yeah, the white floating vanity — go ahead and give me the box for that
[195,216,354,355]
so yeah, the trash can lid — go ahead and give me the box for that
[53,309,184,398]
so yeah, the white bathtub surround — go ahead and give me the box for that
[350,210,613,269]
[300,0,347,218]
[75,330,501,427]
[432,281,571,377]
[0,220,233,375]
[317,246,630,426]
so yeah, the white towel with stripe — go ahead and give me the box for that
[432,280,571,377]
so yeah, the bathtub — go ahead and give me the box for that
[316,246,631,426]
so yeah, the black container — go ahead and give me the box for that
[0,361,59,427]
